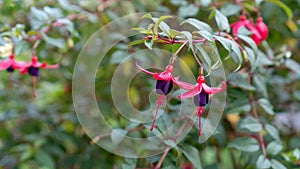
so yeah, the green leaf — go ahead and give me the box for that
[142,13,152,19]
[142,14,172,37]
[237,35,258,54]
[15,41,29,56]
[34,150,55,169]
[181,31,193,50]
[58,0,82,11]
[198,0,211,7]
[42,35,66,49]
[256,0,264,6]
[214,36,231,51]
[244,47,257,72]
[231,41,243,68]
[266,141,283,155]
[258,98,275,115]
[227,103,251,114]
[265,124,281,142]
[144,39,154,50]
[122,158,137,169]
[271,159,287,169]
[169,29,183,39]
[209,45,222,69]
[111,128,127,145]
[164,139,177,148]
[253,74,268,98]
[181,18,213,33]
[43,6,63,19]
[29,7,49,30]
[110,51,127,64]
[180,145,203,169]
[194,31,214,42]
[256,154,271,169]
[238,116,262,133]
[214,9,230,32]
[170,0,187,5]
[285,59,300,76]
[57,18,79,37]
[228,73,256,91]
[294,91,300,102]
[178,4,199,18]
[195,44,212,74]
[293,149,300,160]
[153,16,173,37]
[266,0,293,20]
[220,3,242,16]
[131,27,149,34]
[128,39,145,48]
[228,137,259,152]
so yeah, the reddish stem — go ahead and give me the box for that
[150,95,166,131]
[144,35,206,44]
[197,107,205,136]
[8,73,12,90]
[33,76,37,97]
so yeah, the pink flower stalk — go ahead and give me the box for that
[21,56,59,97]
[177,75,226,136]
[136,62,188,131]
[231,15,263,45]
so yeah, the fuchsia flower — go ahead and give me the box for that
[177,75,226,136]
[21,56,59,97]
[0,53,27,88]
[136,62,187,131]
[231,15,268,45]
[0,53,26,72]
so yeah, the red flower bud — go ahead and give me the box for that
[255,17,269,41]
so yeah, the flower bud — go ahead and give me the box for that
[256,17,269,41]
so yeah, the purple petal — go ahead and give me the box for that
[156,80,173,95]
[193,90,209,106]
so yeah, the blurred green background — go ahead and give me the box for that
[0,0,300,169]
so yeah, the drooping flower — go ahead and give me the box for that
[0,53,26,72]
[255,17,269,41]
[177,75,226,136]
[0,53,27,88]
[136,61,185,131]
[231,15,263,45]
[21,56,59,97]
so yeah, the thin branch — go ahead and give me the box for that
[91,126,146,144]
[98,0,119,11]
[32,40,41,56]
[155,110,197,169]
[144,36,206,45]
[155,147,171,169]
[248,76,267,157]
